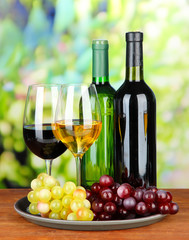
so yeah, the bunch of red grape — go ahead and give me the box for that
[86,175,179,221]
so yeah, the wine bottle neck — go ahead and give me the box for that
[92,40,109,84]
[125,41,144,82]
[126,66,144,82]
[92,76,109,84]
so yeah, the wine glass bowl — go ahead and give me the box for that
[55,119,102,158]
[54,84,102,185]
[23,84,67,175]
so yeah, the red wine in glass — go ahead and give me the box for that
[23,123,67,159]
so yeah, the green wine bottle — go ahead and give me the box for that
[81,40,115,188]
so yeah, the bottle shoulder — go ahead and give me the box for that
[115,80,156,101]
[94,84,115,112]
[95,83,116,96]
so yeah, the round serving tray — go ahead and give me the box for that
[14,196,166,231]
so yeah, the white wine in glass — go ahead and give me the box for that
[54,84,102,185]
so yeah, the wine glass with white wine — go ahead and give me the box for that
[54,84,102,185]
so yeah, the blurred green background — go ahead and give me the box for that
[0,0,189,188]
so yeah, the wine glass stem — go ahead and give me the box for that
[45,159,53,176]
[76,156,82,186]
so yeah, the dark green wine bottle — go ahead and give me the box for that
[81,40,115,188]
[114,32,156,188]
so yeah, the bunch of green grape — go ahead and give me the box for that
[27,173,93,221]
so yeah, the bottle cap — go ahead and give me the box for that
[126,32,143,42]
[92,40,109,50]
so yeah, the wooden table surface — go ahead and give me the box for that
[0,188,188,240]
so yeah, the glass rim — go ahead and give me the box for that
[27,83,96,88]
[60,83,96,88]
[28,83,62,88]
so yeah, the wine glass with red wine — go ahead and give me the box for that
[23,84,67,175]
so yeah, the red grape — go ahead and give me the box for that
[99,212,112,220]
[111,182,120,194]
[91,183,101,194]
[86,189,92,200]
[136,186,146,191]
[99,186,109,195]
[147,202,158,213]
[132,188,143,202]
[104,202,117,215]
[117,206,128,218]
[93,211,98,221]
[123,197,136,211]
[158,203,170,214]
[135,202,148,215]
[142,212,151,217]
[156,190,168,203]
[92,199,104,213]
[99,175,114,187]
[117,183,132,199]
[125,212,136,220]
[88,175,179,220]
[147,186,158,193]
[169,202,179,214]
[114,194,123,206]
[89,194,98,203]
[166,191,172,203]
[100,188,114,202]
[143,190,156,203]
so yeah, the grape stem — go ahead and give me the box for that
[45,159,53,176]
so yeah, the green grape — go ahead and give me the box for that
[70,199,84,213]
[73,189,86,200]
[51,186,64,199]
[43,176,57,189]
[50,199,62,213]
[33,188,41,201]
[63,182,76,195]
[27,191,38,203]
[49,211,61,220]
[55,180,60,186]
[60,208,72,220]
[62,195,73,208]
[34,187,49,201]
[76,186,86,191]
[39,189,51,203]
[29,202,39,215]
[88,209,94,221]
[37,202,50,214]
[40,212,49,218]
[67,212,77,221]
[31,178,43,190]
[83,199,91,209]
[76,207,94,221]
[37,173,48,182]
